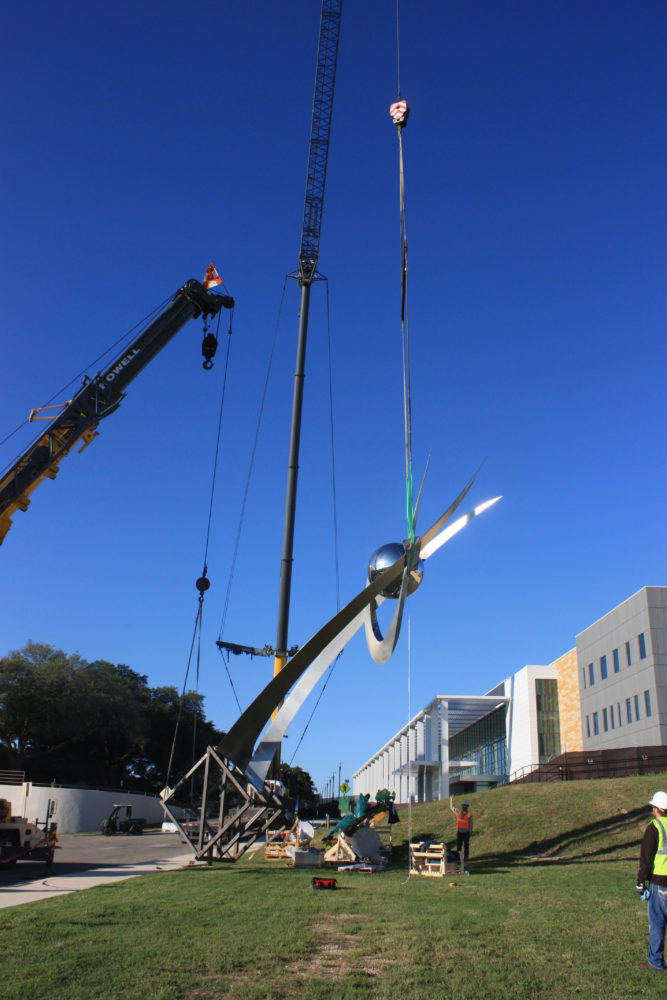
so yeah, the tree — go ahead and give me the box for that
[134,685,224,794]
[73,660,151,788]
[0,642,87,773]
[279,762,317,804]
[0,642,223,792]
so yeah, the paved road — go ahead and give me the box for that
[0,830,194,909]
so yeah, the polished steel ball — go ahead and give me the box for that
[368,542,424,599]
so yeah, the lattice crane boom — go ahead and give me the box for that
[298,0,343,284]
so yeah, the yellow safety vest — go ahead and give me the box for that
[652,817,667,877]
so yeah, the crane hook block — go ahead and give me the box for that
[202,332,218,370]
[389,99,410,128]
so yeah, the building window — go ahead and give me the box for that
[626,641,632,666]
[588,662,595,686]
[600,655,608,680]
[626,699,632,724]
[535,679,561,763]
[593,712,599,735]
[617,702,622,726]
[603,708,608,732]
[638,633,647,659]
[610,704,615,729]
[582,668,587,689]
[645,691,652,717]
[586,715,590,737]
[634,694,640,720]
[613,648,620,672]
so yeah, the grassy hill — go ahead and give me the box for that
[389,772,658,866]
[2,772,666,1000]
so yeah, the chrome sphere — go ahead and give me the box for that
[368,542,424,599]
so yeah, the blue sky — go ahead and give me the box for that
[1,1,665,795]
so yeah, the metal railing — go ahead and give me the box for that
[0,770,25,785]
[509,749,667,784]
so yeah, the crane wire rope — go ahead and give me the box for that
[389,2,415,556]
[393,1,415,881]
[201,300,235,571]
[288,278,342,764]
[164,593,204,794]
[398,117,414,548]
[165,295,235,790]
[401,616,413,884]
[215,279,290,711]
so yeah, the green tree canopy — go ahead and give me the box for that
[0,642,222,792]
[279,762,317,804]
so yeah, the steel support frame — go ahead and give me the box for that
[162,746,287,863]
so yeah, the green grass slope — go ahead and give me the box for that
[1,773,665,1000]
[392,772,661,867]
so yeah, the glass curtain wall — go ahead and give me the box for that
[450,706,508,780]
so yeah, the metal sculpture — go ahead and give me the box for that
[162,468,499,861]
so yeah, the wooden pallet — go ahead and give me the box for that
[264,842,292,860]
[409,841,463,878]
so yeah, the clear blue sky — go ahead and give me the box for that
[1,1,665,795]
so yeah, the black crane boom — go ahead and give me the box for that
[274,0,342,680]
[0,279,233,544]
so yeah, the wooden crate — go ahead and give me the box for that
[409,842,463,878]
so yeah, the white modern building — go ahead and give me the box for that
[353,694,508,803]
[577,586,667,749]
[353,586,666,803]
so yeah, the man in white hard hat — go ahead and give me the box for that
[636,790,667,971]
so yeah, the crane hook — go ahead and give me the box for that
[202,331,218,370]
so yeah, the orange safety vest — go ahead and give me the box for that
[456,809,471,832]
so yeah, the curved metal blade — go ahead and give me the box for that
[217,464,491,772]
[216,548,408,770]
[421,496,502,560]
[363,564,411,664]
[412,451,431,529]
[247,599,381,785]
[420,461,484,550]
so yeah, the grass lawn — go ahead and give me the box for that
[2,773,666,999]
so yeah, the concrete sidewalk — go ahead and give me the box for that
[0,848,193,909]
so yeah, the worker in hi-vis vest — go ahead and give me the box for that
[449,795,473,862]
[636,790,667,972]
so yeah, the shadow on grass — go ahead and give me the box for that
[470,840,640,873]
[464,805,647,873]
[387,808,647,874]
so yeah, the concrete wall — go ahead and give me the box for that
[0,784,166,833]
[505,665,555,776]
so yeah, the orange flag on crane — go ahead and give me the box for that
[203,262,223,290]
